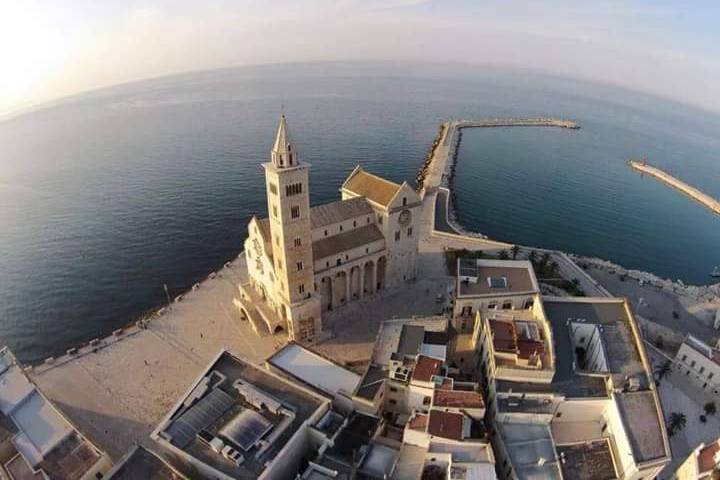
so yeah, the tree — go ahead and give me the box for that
[667,412,687,437]
[498,250,509,260]
[510,245,520,260]
[654,360,672,382]
[705,401,717,416]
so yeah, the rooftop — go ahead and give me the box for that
[496,422,561,480]
[310,197,375,229]
[697,440,720,475]
[154,350,327,479]
[615,390,667,463]
[342,166,402,208]
[427,411,464,441]
[684,334,720,366]
[397,325,425,357]
[433,389,484,409]
[267,342,360,398]
[312,223,384,260]
[371,318,448,366]
[556,439,618,480]
[0,348,107,480]
[324,412,381,465]
[457,259,538,297]
[411,356,443,383]
[354,364,386,401]
[106,446,187,480]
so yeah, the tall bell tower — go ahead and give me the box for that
[263,116,321,341]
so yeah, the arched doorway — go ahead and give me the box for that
[274,324,285,334]
[320,276,333,311]
[333,271,348,307]
[377,256,387,291]
[363,261,375,295]
[349,266,361,299]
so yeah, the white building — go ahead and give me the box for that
[673,334,720,395]
[673,438,720,479]
[0,347,112,480]
[236,115,421,342]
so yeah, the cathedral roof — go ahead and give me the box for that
[310,197,374,229]
[312,224,384,260]
[342,167,402,208]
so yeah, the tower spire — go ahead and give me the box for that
[271,115,297,168]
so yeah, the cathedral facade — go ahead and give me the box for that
[235,116,421,342]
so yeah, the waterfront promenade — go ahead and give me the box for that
[630,160,720,216]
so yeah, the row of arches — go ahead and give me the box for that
[319,257,386,311]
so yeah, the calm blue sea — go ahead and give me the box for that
[1,62,719,362]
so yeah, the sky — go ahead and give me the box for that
[2,0,720,116]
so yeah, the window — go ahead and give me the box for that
[395,231,400,242]
[339,225,343,232]
[407,227,413,237]
[390,387,398,393]
[324,230,328,237]
[275,236,279,247]
[326,261,329,267]
[286,183,303,196]
[291,206,300,219]
[488,276,508,288]
[389,399,397,405]
[296,261,303,271]
[402,197,407,206]
[423,396,431,406]
[269,183,278,195]
[277,259,282,270]
[700,366,705,374]
[555,412,562,418]
[682,354,687,362]
[272,205,278,218]
[710,373,714,380]
[298,284,305,294]
[378,216,383,225]
[691,360,696,368]
[488,303,497,310]
[502,301,512,310]
[288,153,293,165]
[367,216,371,223]
[294,237,302,247]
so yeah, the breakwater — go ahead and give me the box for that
[629,160,720,216]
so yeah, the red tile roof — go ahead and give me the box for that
[411,356,443,383]
[408,414,428,432]
[698,440,720,473]
[433,390,484,409]
[427,411,464,441]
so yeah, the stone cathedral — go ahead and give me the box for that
[235,116,421,342]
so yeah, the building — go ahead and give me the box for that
[350,318,496,479]
[673,334,720,395]
[105,445,188,479]
[0,347,112,480]
[673,438,720,479]
[473,292,671,479]
[237,115,421,342]
[151,349,332,480]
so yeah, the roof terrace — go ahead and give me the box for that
[482,310,554,376]
[556,439,618,480]
[457,259,539,297]
[153,350,328,479]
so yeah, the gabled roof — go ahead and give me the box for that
[310,197,374,229]
[342,166,403,208]
[312,224,384,260]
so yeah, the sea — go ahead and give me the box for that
[1,62,719,362]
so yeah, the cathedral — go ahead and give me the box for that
[235,116,421,342]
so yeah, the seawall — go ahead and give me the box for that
[629,160,720,216]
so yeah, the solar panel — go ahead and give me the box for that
[166,388,235,448]
[220,409,273,451]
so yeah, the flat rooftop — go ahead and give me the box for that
[354,364,386,401]
[457,259,538,297]
[0,348,105,480]
[556,439,618,480]
[267,343,360,398]
[496,422,561,479]
[107,445,186,479]
[615,390,667,464]
[155,350,326,479]
[371,318,448,366]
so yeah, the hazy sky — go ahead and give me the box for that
[2,0,720,115]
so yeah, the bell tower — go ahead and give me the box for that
[263,116,321,341]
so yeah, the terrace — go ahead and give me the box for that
[153,350,328,479]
